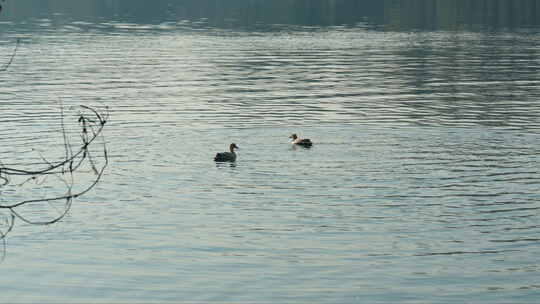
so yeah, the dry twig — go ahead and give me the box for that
[0,105,109,242]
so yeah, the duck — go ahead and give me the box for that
[289,134,313,147]
[214,143,239,162]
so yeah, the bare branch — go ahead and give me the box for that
[0,38,20,72]
[0,105,109,240]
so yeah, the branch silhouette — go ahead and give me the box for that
[0,38,19,72]
[0,105,109,259]
[1,1,17,72]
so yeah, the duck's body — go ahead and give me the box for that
[214,143,239,162]
[289,134,313,147]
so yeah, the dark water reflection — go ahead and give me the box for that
[2,0,540,31]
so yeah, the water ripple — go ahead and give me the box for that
[1,20,540,303]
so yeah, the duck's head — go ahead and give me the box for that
[289,134,298,140]
[230,143,239,151]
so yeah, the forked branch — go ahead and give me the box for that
[0,105,109,239]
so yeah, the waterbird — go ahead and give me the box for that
[214,143,239,162]
[289,134,313,147]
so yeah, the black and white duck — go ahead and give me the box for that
[289,134,313,147]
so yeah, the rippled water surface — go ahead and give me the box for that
[1,19,540,303]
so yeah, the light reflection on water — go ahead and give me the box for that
[0,19,540,303]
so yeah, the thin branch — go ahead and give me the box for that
[0,105,108,239]
[0,38,20,72]
[1,106,108,176]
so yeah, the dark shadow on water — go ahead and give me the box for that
[291,144,313,151]
[1,0,539,32]
[215,161,237,168]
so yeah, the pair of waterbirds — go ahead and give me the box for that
[214,133,313,162]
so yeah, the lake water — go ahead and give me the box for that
[1,2,540,303]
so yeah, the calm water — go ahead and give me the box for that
[1,6,540,304]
